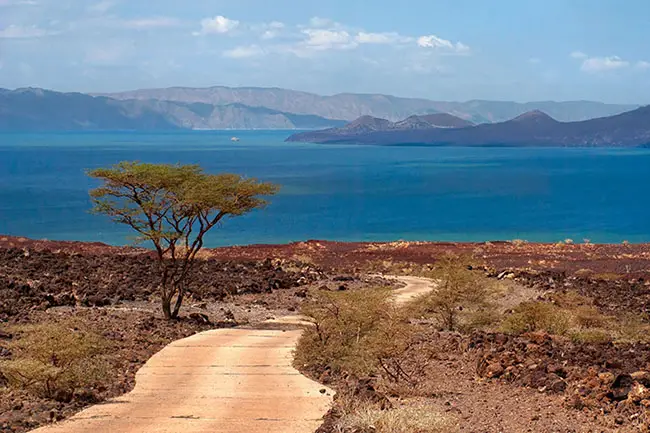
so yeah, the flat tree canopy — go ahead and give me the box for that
[88,161,279,319]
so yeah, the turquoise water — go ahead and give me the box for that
[1,131,649,246]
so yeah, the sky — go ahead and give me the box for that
[1,0,649,103]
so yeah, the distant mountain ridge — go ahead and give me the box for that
[0,85,643,132]
[97,86,639,123]
[0,88,346,131]
[286,108,650,147]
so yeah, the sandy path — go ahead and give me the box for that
[31,276,434,433]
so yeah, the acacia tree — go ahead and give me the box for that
[88,161,279,320]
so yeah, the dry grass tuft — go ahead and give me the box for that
[335,403,457,433]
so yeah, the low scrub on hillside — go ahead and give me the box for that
[498,290,650,344]
[0,322,110,400]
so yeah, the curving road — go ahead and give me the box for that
[31,276,434,433]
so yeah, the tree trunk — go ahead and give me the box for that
[171,286,185,319]
[162,295,173,320]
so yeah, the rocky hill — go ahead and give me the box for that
[286,107,650,147]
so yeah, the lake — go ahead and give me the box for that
[1,130,649,246]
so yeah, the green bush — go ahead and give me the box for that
[0,323,109,399]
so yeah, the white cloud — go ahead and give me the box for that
[194,15,239,35]
[122,17,182,29]
[223,45,264,59]
[570,51,588,59]
[0,24,52,38]
[302,29,356,50]
[636,60,650,70]
[417,35,469,53]
[356,32,411,45]
[580,56,629,73]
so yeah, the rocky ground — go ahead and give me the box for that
[2,236,650,432]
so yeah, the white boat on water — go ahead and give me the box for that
[230,137,240,142]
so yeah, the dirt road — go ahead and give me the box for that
[31,276,434,433]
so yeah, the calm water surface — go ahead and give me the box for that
[1,131,649,246]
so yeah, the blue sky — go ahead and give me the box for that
[1,0,649,103]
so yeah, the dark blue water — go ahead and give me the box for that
[1,131,649,246]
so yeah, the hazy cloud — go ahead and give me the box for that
[122,17,182,30]
[223,45,264,58]
[580,55,629,73]
[302,29,356,50]
[308,17,335,28]
[0,0,39,6]
[0,24,53,38]
[636,60,650,70]
[88,1,116,14]
[570,51,588,59]
[260,21,285,40]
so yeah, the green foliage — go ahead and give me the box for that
[88,161,279,319]
[295,288,412,378]
[410,255,495,331]
[0,323,109,399]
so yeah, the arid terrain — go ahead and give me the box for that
[2,235,650,432]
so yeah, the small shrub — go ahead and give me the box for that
[335,403,457,433]
[572,305,611,329]
[459,308,501,333]
[511,239,528,247]
[410,255,495,331]
[549,291,592,309]
[501,302,572,335]
[593,273,623,281]
[574,268,593,277]
[295,288,412,378]
[614,314,650,343]
[0,323,109,399]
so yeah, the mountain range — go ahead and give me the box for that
[287,108,650,147]
[0,85,642,132]
[97,86,638,124]
[0,88,346,131]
